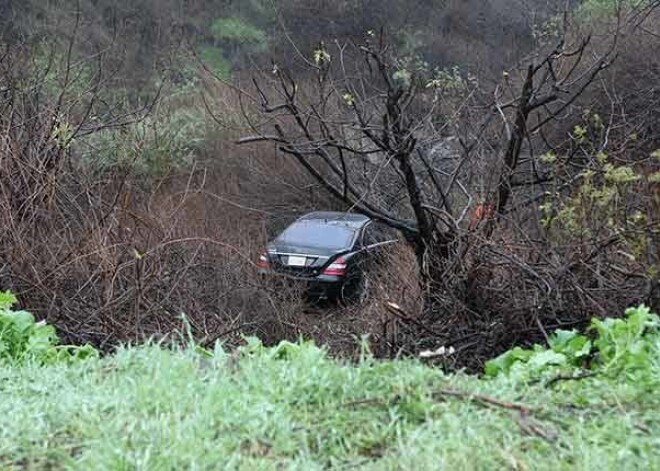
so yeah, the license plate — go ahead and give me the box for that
[287,256,307,266]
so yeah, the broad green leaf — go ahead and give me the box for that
[8,310,36,335]
[484,347,534,377]
[527,350,567,370]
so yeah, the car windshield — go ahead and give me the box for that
[276,220,356,251]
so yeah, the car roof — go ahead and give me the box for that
[297,211,371,229]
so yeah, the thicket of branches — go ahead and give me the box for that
[237,4,659,365]
[0,0,658,367]
[0,11,324,350]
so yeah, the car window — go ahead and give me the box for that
[362,225,379,246]
[276,220,356,251]
[362,222,398,246]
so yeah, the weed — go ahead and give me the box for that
[0,291,97,365]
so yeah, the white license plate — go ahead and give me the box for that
[287,256,307,266]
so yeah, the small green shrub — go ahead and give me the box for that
[199,45,232,78]
[577,0,658,22]
[210,17,267,46]
[0,291,97,365]
[78,106,207,176]
[580,0,646,14]
[485,305,659,379]
[539,111,656,277]
[198,16,268,78]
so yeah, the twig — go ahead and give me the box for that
[545,371,597,387]
[431,388,534,414]
[344,387,534,415]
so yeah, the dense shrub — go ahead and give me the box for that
[78,107,208,176]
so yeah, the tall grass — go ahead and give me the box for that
[2,306,659,469]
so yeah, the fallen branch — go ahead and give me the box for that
[342,386,559,442]
[431,388,534,414]
[544,371,597,387]
[344,387,533,414]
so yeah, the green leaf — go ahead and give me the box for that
[313,49,331,65]
[484,347,533,377]
[7,310,36,335]
[527,350,567,370]
[0,291,17,310]
[550,330,592,363]
[549,329,579,349]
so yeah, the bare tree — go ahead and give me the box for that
[236,17,620,289]
[227,5,660,365]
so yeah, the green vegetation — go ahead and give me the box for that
[199,45,233,78]
[538,111,657,278]
[78,107,208,176]
[0,292,96,365]
[1,1,658,467]
[199,16,268,78]
[580,0,655,16]
[210,17,267,46]
[485,305,659,380]
[2,299,659,469]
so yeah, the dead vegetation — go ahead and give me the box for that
[0,2,658,368]
[233,6,659,368]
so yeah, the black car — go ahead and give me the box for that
[257,212,398,302]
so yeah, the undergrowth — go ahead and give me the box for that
[0,292,96,365]
[485,305,659,382]
[1,293,659,469]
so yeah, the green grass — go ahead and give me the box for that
[2,329,660,470]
